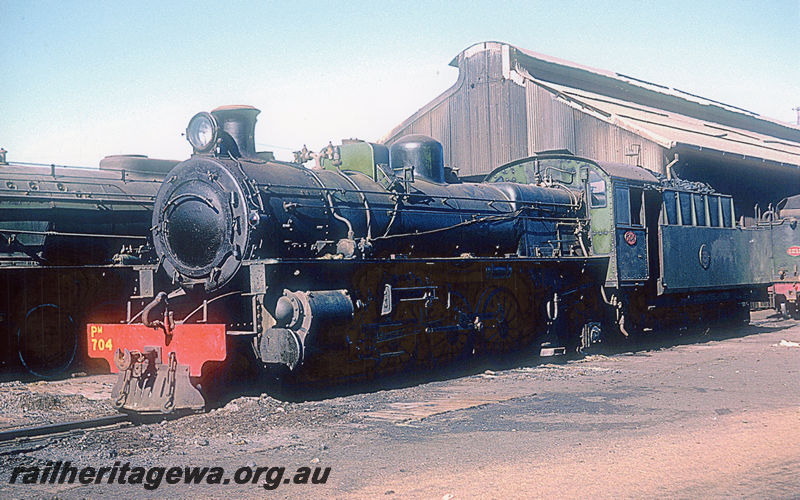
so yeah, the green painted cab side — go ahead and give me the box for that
[484,156,587,188]
[485,155,620,284]
[588,162,659,287]
[583,166,616,285]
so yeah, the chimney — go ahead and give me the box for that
[210,105,260,158]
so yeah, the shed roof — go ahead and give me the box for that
[451,42,800,169]
[539,79,800,167]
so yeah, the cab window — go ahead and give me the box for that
[588,170,606,208]
[630,187,643,226]
[615,187,630,225]
[614,186,644,227]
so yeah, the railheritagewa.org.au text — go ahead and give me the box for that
[7,461,331,491]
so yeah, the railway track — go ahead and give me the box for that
[0,414,133,454]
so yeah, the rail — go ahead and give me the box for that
[0,414,132,444]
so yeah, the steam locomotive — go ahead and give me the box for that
[0,154,176,377]
[766,194,800,318]
[87,105,772,414]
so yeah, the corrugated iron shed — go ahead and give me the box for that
[382,41,800,213]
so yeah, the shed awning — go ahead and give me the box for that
[498,41,800,169]
[538,79,800,168]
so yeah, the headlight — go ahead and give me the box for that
[186,112,219,153]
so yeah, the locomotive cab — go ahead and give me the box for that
[582,161,657,288]
[486,155,656,287]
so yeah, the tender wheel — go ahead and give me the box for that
[17,304,77,379]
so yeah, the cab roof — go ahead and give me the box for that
[594,160,660,184]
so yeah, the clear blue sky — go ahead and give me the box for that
[1,0,798,166]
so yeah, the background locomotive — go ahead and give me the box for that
[0,154,176,377]
[87,105,773,414]
[765,194,800,319]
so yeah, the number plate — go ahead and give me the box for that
[86,323,226,377]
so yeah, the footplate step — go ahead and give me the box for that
[539,346,567,357]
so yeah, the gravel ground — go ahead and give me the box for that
[0,309,798,498]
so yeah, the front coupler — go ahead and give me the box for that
[112,347,204,414]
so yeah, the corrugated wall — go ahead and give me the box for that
[572,112,665,172]
[384,43,529,177]
[385,43,666,177]
[526,83,576,153]
[524,81,665,172]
